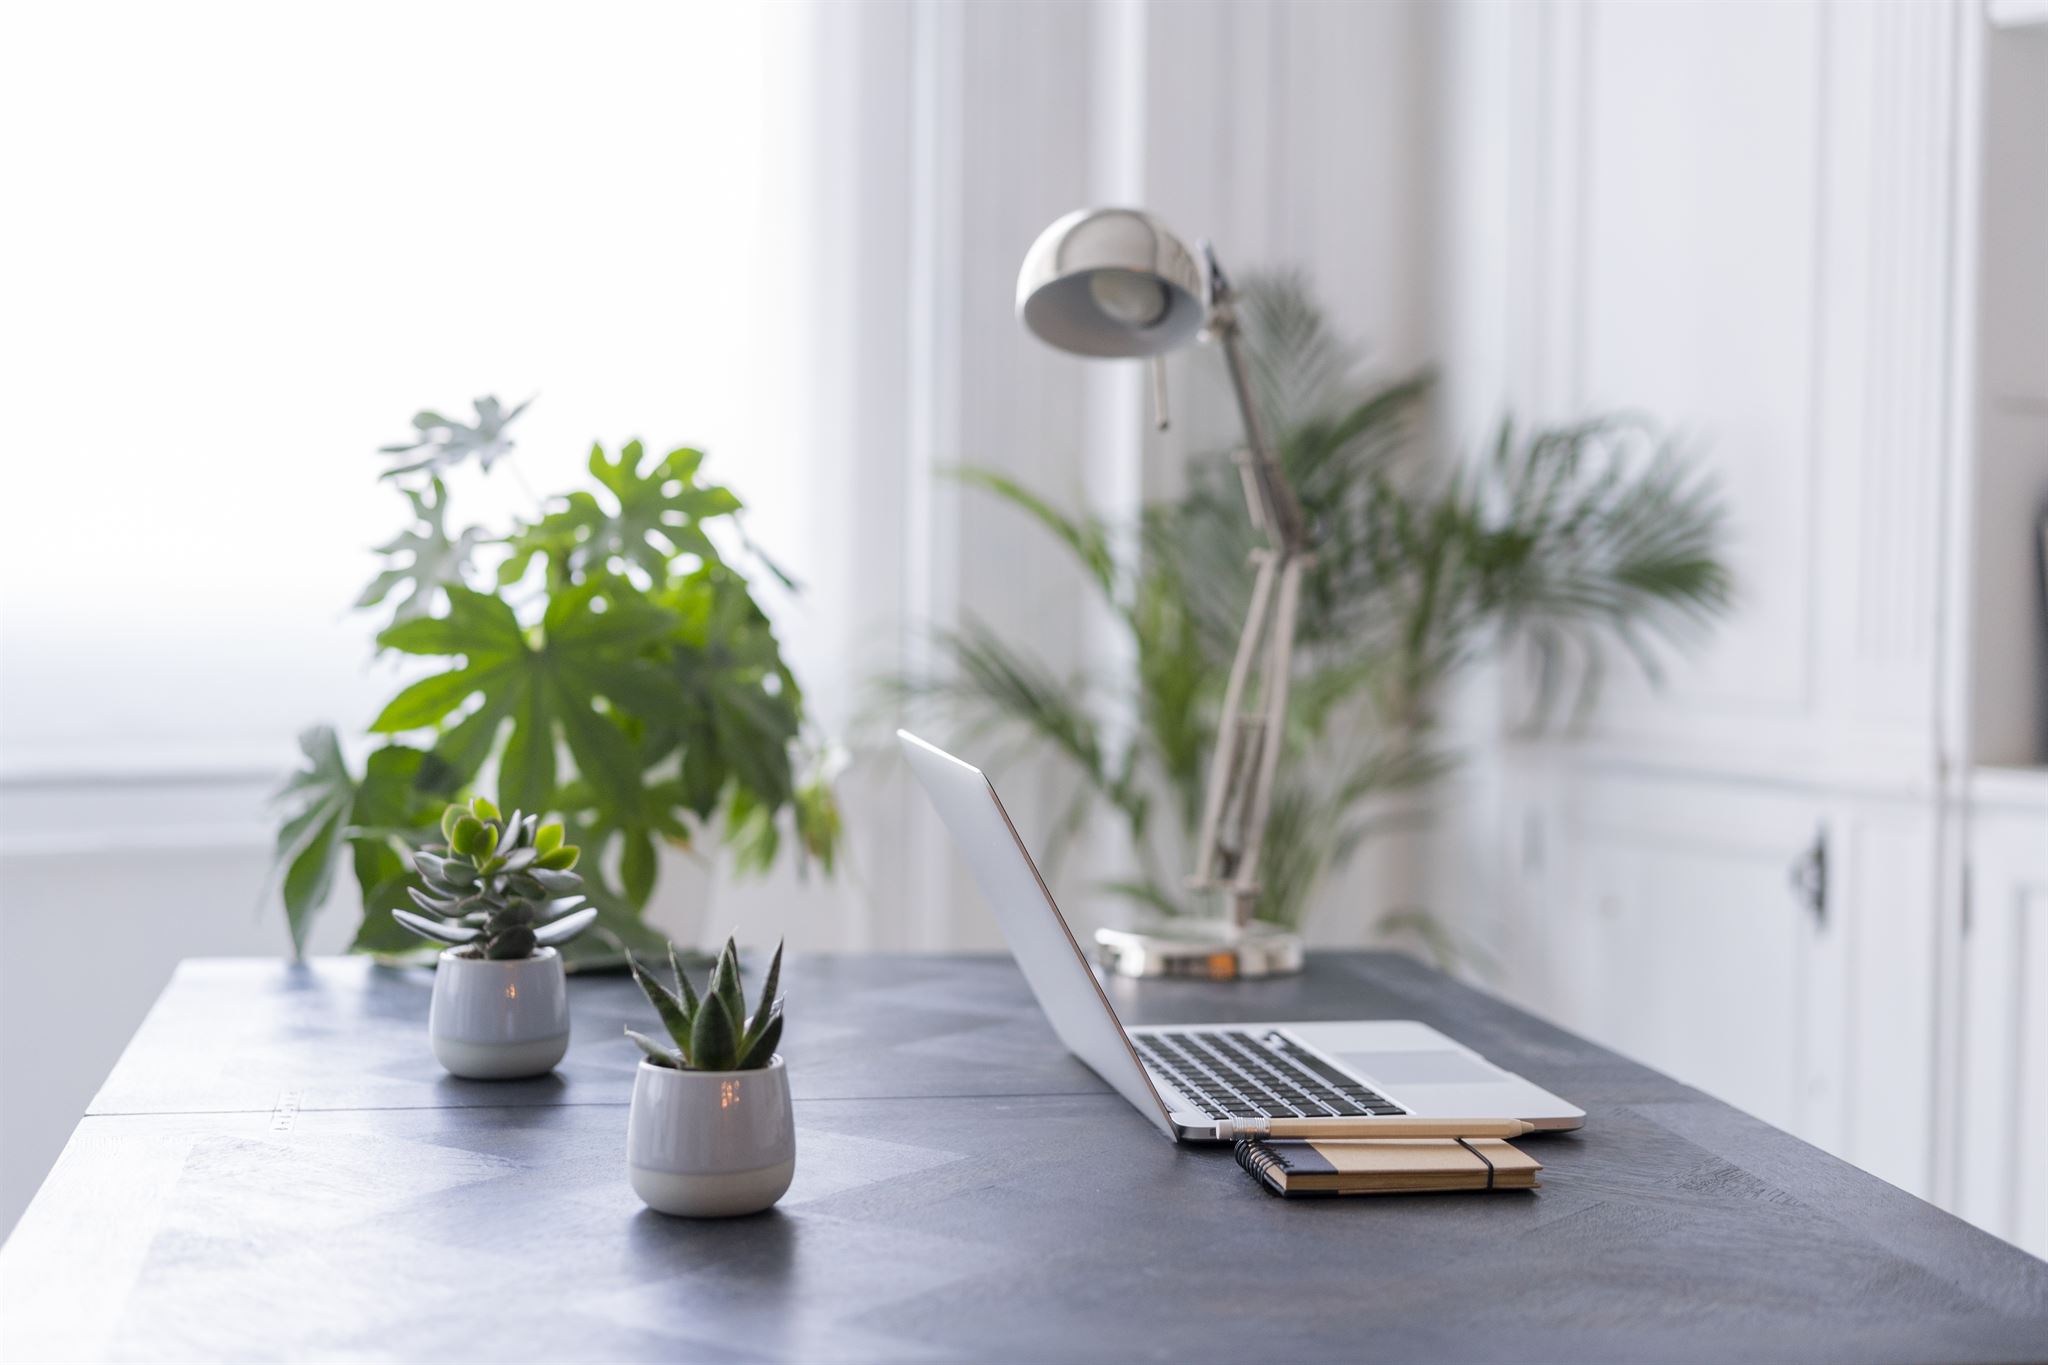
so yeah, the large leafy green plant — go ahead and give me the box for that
[892,277,1732,940]
[271,398,839,968]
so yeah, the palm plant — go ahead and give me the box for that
[890,274,1733,939]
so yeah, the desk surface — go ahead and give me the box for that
[4,951,2045,1363]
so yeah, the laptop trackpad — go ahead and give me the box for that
[1340,1049,1504,1085]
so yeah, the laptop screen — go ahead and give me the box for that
[898,731,1175,1136]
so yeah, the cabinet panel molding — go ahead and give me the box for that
[1496,0,1962,769]
[1957,805,2048,1259]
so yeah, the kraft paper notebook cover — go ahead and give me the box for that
[1234,1137,1542,1197]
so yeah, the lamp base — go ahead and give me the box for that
[1092,919,1304,980]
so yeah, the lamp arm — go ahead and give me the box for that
[1186,262,1312,928]
[1210,277,1308,555]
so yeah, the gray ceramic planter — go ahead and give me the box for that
[426,948,570,1079]
[627,1056,795,1216]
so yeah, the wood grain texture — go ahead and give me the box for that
[3,951,2045,1363]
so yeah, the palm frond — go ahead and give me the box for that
[890,273,1732,941]
[947,466,1123,608]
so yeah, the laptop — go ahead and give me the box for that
[900,731,1585,1141]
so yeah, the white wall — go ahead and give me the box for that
[0,0,1442,1237]
[0,0,807,1234]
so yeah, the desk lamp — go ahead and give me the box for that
[1016,207,1307,979]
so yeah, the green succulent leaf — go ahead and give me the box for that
[484,926,536,958]
[738,1010,782,1070]
[535,845,581,871]
[710,937,745,1041]
[626,1028,682,1068]
[405,886,457,914]
[667,942,701,1021]
[391,908,479,945]
[532,905,597,946]
[527,867,582,897]
[488,902,538,930]
[748,939,784,1047]
[688,993,741,1072]
[629,953,694,1054]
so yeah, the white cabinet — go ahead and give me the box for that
[1543,774,1823,1137]
[1441,0,1966,788]
[1956,774,2048,1259]
[1436,0,2042,1239]
[1491,761,1939,1197]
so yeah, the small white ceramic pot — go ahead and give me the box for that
[427,947,570,1079]
[627,1056,795,1217]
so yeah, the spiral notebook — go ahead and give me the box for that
[1234,1137,1542,1197]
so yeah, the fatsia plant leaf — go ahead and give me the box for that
[500,441,742,587]
[349,875,434,958]
[555,881,672,972]
[356,478,489,624]
[273,737,448,962]
[380,395,531,479]
[269,725,356,960]
[369,581,692,819]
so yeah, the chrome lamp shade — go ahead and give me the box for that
[1015,208,1208,358]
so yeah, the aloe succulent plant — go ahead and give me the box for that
[627,937,783,1071]
[391,797,598,959]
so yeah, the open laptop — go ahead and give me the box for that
[900,731,1585,1141]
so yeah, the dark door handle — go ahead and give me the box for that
[1788,827,1827,925]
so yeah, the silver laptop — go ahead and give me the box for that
[900,731,1585,1141]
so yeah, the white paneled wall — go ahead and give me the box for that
[1433,0,2048,1257]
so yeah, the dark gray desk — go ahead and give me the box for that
[4,952,2045,1362]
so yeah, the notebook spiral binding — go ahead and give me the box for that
[1234,1138,1294,1194]
[1237,1136,1505,1196]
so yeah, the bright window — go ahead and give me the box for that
[0,0,793,775]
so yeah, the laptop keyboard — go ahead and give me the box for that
[1133,1029,1409,1120]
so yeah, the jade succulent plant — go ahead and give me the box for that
[628,937,783,1071]
[391,797,598,959]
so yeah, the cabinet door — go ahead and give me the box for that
[1479,0,1963,785]
[1538,773,1825,1137]
[1957,798,2048,1259]
[1497,766,1939,1193]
